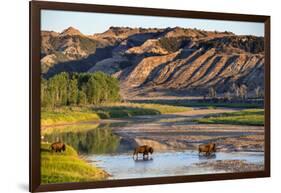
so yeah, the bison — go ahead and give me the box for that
[198,143,216,155]
[50,142,66,153]
[133,145,153,160]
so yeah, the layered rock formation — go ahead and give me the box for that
[41,26,264,98]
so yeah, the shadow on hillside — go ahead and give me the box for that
[44,46,114,78]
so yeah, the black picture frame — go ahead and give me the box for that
[30,1,270,192]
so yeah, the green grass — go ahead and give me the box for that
[196,109,264,126]
[41,107,100,126]
[94,103,190,119]
[41,103,191,126]
[131,100,263,109]
[185,102,262,108]
[42,124,99,135]
[41,143,108,184]
[134,103,190,114]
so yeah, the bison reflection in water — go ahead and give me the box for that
[44,126,120,154]
[199,153,217,160]
[133,145,154,161]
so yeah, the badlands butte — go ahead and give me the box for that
[41,26,264,99]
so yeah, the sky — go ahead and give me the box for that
[41,10,264,37]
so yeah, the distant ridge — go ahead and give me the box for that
[60,26,84,36]
[41,26,264,98]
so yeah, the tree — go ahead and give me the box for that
[47,77,58,108]
[224,91,232,101]
[49,72,68,106]
[77,90,87,105]
[41,78,48,107]
[67,78,78,105]
[86,76,102,105]
[93,72,108,102]
[41,71,121,107]
[231,83,240,99]
[106,75,121,102]
[255,86,261,98]
[208,87,217,99]
[239,84,248,100]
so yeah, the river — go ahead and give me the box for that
[43,108,264,179]
[85,151,263,179]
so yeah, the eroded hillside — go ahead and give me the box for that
[41,26,264,99]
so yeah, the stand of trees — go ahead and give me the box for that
[41,72,120,108]
[206,83,264,102]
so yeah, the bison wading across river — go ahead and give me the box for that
[198,143,216,155]
[50,142,66,153]
[133,145,153,160]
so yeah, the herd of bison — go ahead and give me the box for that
[50,142,216,160]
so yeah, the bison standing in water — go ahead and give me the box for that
[133,145,153,160]
[50,142,66,153]
[198,143,216,155]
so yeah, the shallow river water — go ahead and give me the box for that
[85,151,264,179]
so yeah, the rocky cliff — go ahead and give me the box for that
[41,26,264,98]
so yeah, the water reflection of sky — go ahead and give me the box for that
[87,151,264,179]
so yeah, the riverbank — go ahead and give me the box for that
[42,107,265,153]
[41,102,191,127]
[41,109,100,127]
[191,160,264,173]
[103,108,264,153]
[130,98,263,109]
[195,109,264,126]
[40,143,109,184]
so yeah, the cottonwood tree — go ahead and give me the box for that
[239,84,248,100]
[77,90,87,105]
[41,72,121,108]
[208,87,217,99]
[86,76,102,105]
[67,78,78,105]
[231,83,240,99]
[255,86,261,98]
[224,91,232,101]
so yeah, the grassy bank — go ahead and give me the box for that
[196,109,264,126]
[41,107,100,127]
[42,123,99,135]
[181,102,262,109]
[94,103,190,119]
[41,103,191,126]
[41,143,108,184]
[130,99,263,109]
